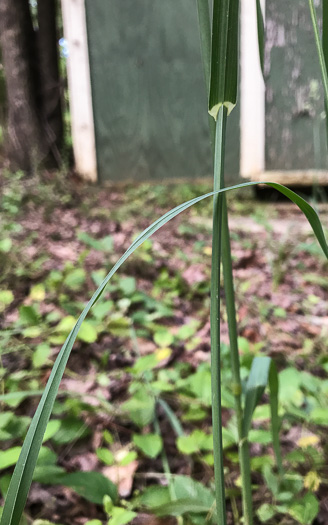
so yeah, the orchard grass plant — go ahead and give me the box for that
[1,1,328,525]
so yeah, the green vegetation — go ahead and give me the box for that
[0,170,328,525]
[1,1,328,525]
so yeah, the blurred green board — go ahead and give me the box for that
[85,1,327,183]
[85,0,240,183]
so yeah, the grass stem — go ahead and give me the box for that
[211,105,228,525]
[221,206,253,525]
[197,1,253,523]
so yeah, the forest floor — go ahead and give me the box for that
[1,170,328,525]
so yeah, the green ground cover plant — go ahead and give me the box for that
[1,172,328,525]
[1,1,328,525]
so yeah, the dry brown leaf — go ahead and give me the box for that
[103,460,138,497]
[68,452,98,472]
[48,244,78,261]
[182,265,206,286]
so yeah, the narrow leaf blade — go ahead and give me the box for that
[243,357,283,474]
[243,356,271,437]
[209,0,240,119]
[224,0,240,109]
[268,361,283,475]
[256,0,265,76]
[197,0,212,90]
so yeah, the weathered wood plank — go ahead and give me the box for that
[251,170,328,185]
[61,0,97,181]
[265,0,328,171]
[240,0,265,178]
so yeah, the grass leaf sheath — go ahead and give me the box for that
[210,106,228,525]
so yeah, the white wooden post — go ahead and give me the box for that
[240,0,266,179]
[61,0,97,182]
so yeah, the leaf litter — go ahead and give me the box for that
[1,172,328,524]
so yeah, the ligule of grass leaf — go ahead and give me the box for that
[1,181,328,525]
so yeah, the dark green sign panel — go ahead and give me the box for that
[85,1,239,183]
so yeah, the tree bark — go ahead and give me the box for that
[38,0,63,165]
[0,0,44,170]
[0,0,63,171]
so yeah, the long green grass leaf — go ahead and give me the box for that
[197,0,212,91]
[223,0,239,109]
[256,0,265,76]
[209,2,238,520]
[209,0,240,119]
[199,4,249,521]
[197,0,216,150]
[243,357,283,474]
[268,361,283,475]
[1,180,327,525]
[243,356,272,437]
[157,399,184,437]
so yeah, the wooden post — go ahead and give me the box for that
[61,0,97,181]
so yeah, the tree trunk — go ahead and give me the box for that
[0,0,44,170]
[0,0,63,171]
[38,0,63,165]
